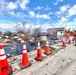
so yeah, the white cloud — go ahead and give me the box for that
[0,0,6,15]
[7,11,16,16]
[28,11,50,19]
[0,11,3,15]
[56,4,70,15]
[68,4,76,16]
[37,6,40,10]
[29,23,53,32]
[45,6,51,11]
[36,14,50,19]
[55,4,71,18]
[53,16,76,31]
[60,17,66,22]
[0,23,15,29]
[16,22,42,32]
[28,23,53,32]
[16,12,27,18]
[55,11,62,18]
[41,24,53,32]
[6,11,27,18]
[73,18,76,21]
[37,6,42,10]
[29,11,35,17]
[0,0,30,17]
[55,17,67,27]
[61,23,76,31]
[55,11,61,15]
[59,4,70,13]
[0,20,16,31]
[0,0,17,16]
[14,22,53,32]
[19,0,30,9]
[0,21,75,32]
[54,4,76,30]
[34,6,43,10]
[54,0,63,5]
[0,0,5,10]
[7,2,17,10]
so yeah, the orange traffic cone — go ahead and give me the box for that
[0,45,12,75]
[20,42,31,69]
[62,37,66,47]
[44,40,51,55]
[62,41,66,47]
[35,40,43,61]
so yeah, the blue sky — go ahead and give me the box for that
[0,0,76,32]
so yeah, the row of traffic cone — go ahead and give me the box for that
[0,40,51,75]
[35,40,51,61]
[21,40,51,62]
[1,38,72,75]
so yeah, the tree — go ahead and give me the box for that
[14,21,32,41]
[0,31,3,37]
[14,22,43,41]
[15,23,24,33]
[32,27,42,40]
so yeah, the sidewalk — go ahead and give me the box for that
[11,43,76,75]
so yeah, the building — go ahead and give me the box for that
[47,27,64,39]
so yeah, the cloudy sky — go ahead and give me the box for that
[0,0,76,32]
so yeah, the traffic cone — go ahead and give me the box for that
[62,41,66,47]
[62,37,66,47]
[35,40,43,61]
[44,40,51,55]
[0,45,12,75]
[62,40,66,47]
[20,42,31,69]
